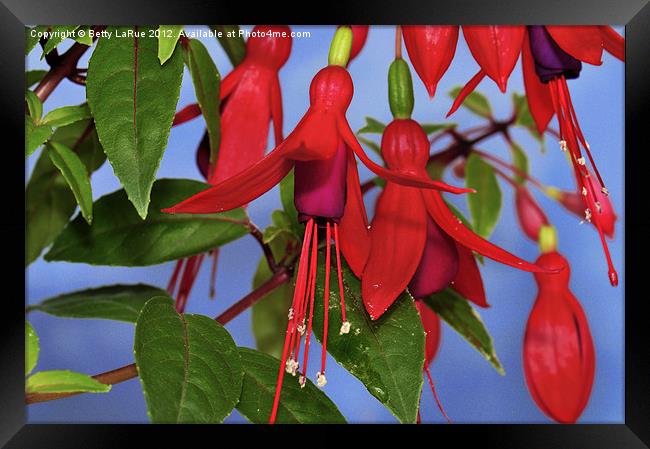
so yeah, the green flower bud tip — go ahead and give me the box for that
[328,26,353,67]
[538,224,558,254]
[388,58,414,119]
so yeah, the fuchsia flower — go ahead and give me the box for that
[402,26,459,98]
[524,249,595,423]
[515,185,550,241]
[360,118,549,320]
[163,28,472,423]
[209,25,292,183]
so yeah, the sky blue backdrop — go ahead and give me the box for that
[26,25,624,424]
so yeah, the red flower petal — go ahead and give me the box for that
[446,69,486,118]
[172,103,202,126]
[450,243,488,308]
[599,26,624,61]
[415,301,442,367]
[349,26,369,62]
[402,25,459,98]
[337,117,473,194]
[524,253,595,423]
[339,149,371,277]
[209,68,276,184]
[162,143,294,214]
[463,26,526,92]
[362,183,428,320]
[220,63,246,99]
[421,190,548,273]
[521,32,555,135]
[545,26,603,66]
[270,75,284,145]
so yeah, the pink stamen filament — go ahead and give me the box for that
[333,223,347,325]
[321,223,332,377]
[549,77,618,286]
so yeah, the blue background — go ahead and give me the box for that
[26,25,624,423]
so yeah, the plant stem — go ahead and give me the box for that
[25,268,291,405]
[245,220,280,273]
[33,26,105,103]
[395,26,402,59]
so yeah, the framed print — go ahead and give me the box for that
[3,0,649,446]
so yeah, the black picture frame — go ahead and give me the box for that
[5,0,649,446]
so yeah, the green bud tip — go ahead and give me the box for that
[328,26,353,67]
[388,58,414,119]
[538,225,558,254]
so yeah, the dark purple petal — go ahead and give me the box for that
[527,26,582,82]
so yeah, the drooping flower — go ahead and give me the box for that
[545,175,617,239]
[361,117,551,319]
[162,27,471,424]
[402,25,459,98]
[208,25,292,183]
[515,185,550,241]
[524,241,595,423]
[526,25,619,285]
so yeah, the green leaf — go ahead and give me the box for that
[209,25,246,66]
[279,170,302,237]
[465,153,502,238]
[420,123,456,135]
[512,92,545,150]
[448,86,492,119]
[25,117,52,157]
[26,120,105,266]
[47,142,93,224]
[45,179,248,266]
[158,26,183,64]
[25,321,39,376]
[27,284,169,323]
[509,139,529,185]
[251,260,292,359]
[134,297,243,423]
[73,26,93,46]
[42,103,91,128]
[26,370,111,394]
[183,38,221,164]
[357,116,386,134]
[422,289,504,374]
[26,70,48,89]
[86,26,184,219]
[25,89,42,121]
[25,26,44,56]
[358,136,382,157]
[262,210,298,244]
[236,347,346,423]
[41,26,80,58]
[311,257,425,423]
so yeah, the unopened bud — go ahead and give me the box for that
[328,26,353,67]
[388,58,415,119]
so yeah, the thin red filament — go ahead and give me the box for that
[424,366,452,424]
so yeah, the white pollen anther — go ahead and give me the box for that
[582,187,588,196]
[601,187,609,196]
[285,359,299,376]
[287,308,294,319]
[299,375,306,388]
[297,320,306,335]
[316,372,327,388]
[584,208,592,222]
[340,321,351,335]
[577,157,586,166]
[559,140,568,152]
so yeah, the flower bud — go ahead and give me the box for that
[388,58,415,119]
[515,186,549,241]
[328,26,353,67]
[524,252,595,423]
